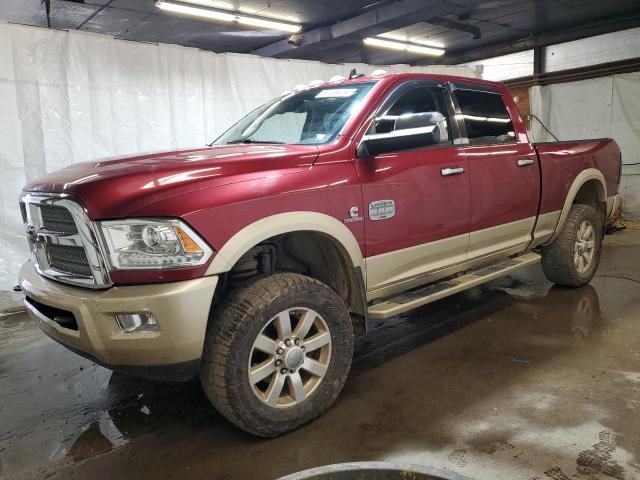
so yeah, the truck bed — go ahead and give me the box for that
[534,138,621,217]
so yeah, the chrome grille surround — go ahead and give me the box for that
[20,193,111,289]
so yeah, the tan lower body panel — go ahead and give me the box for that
[467,217,536,260]
[366,216,537,300]
[19,262,217,367]
[365,234,468,295]
[530,210,562,248]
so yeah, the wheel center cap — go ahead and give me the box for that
[284,347,304,369]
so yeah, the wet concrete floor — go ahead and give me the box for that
[1,230,639,480]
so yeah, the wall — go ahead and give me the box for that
[466,27,640,83]
[530,74,640,217]
[462,50,534,82]
[0,22,475,291]
[544,27,640,72]
[509,86,531,126]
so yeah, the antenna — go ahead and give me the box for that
[527,114,560,142]
[348,68,364,79]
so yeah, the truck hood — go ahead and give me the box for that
[24,144,319,219]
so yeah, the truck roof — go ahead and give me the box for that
[326,72,506,91]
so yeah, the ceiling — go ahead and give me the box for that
[1,0,640,65]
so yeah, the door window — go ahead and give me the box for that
[369,86,452,148]
[454,89,515,145]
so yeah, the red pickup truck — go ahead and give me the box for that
[19,73,621,437]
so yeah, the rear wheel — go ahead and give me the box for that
[542,204,602,287]
[200,273,353,437]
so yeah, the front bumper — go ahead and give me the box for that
[19,261,217,380]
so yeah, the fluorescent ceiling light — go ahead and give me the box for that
[156,1,301,33]
[364,37,405,51]
[181,0,233,7]
[363,37,445,56]
[156,1,234,22]
[379,33,445,49]
[237,15,301,33]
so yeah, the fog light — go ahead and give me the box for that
[116,313,158,333]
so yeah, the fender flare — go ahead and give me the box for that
[205,211,365,276]
[546,168,607,244]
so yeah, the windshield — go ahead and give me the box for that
[214,82,376,146]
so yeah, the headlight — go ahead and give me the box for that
[99,219,212,270]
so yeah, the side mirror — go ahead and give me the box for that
[357,112,448,157]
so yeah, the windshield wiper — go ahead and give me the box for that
[226,138,286,144]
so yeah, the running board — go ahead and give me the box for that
[367,252,541,320]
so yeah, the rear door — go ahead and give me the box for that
[354,80,470,296]
[450,83,540,260]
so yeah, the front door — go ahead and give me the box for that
[450,83,540,260]
[354,80,471,297]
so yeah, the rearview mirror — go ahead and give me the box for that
[357,112,448,157]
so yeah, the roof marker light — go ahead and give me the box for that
[363,37,445,56]
[308,79,324,87]
[371,69,388,76]
[329,75,346,83]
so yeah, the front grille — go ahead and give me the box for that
[22,193,111,288]
[46,244,93,277]
[40,204,78,234]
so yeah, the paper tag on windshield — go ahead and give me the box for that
[315,88,357,98]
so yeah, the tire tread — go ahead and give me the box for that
[200,272,352,437]
[541,204,602,287]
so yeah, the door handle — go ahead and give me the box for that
[441,166,465,176]
[517,159,535,167]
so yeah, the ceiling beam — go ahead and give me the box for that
[251,0,464,58]
[504,56,640,89]
[425,17,481,39]
[426,13,640,66]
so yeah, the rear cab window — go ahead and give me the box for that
[452,88,516,145]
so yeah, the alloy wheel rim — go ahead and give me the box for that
[574,219,595,274]
[248,307,332,408]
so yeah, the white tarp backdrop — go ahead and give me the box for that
[530,73,640,219]
[0,22,475,291]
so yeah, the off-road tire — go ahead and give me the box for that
[541,204,603,287]
[200,273,353,437]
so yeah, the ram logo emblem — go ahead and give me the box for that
[25,223,37,243]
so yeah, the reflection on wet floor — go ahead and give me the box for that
[1,233,639,480]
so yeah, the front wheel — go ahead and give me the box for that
[200,273,354,437]
[542,204,603,287]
